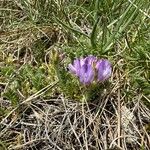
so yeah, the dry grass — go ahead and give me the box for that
[1,82,150,149]
[0,0,150,150]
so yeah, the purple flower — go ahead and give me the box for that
[85,55,97,65]
[68,56,96,84]
[96,59,112,81]
[68,56,112,84]
[68,59,81,76]
[79,63,94,84]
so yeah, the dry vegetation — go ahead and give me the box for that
[0,0,150,150]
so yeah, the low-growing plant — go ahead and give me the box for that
[0,0,150,149]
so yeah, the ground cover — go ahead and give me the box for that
[0,0,150,149]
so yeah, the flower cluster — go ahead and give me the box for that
[68,55,112,85]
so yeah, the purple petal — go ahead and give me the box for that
[73,59,80,69]
[68,64,76,74]
[96,59,112,81]
[79,64,94,84]
[68,59,81,76]
[85,55,97,65]
[73,59,81,76]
